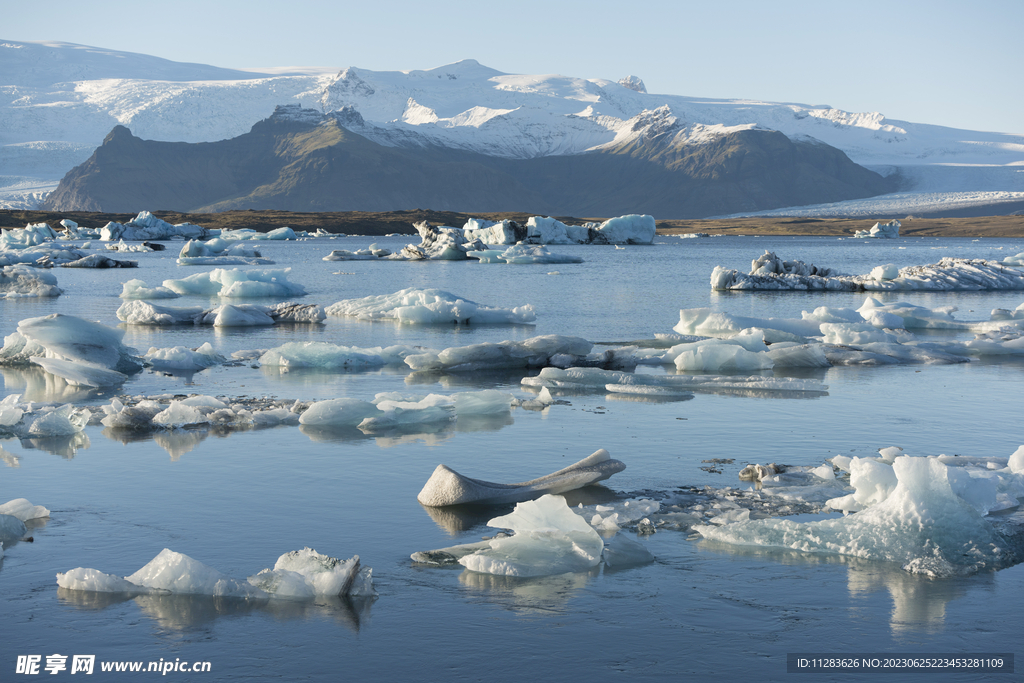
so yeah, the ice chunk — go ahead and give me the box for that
[854,219,901,238]
[484,244,583,264]
[152,402,208,428]
[100,211,209,242]
[406,335,591,372]
[11,314,142,375]
[58,547,373,598]
[298,398,384,428]
[56,568,152,594]
[0,499,45,522]
[0,513,28,541]
[326,287,535,325]
[119,279,181,299]
[820,323,898,345]
[459,495,606,576]
[100,398,165,430]
[674,344,774,372]
[870,264,900,281]
[601,534,656,568]
[259,547,367,596]
[418,449,625,506]
[28,404,89,436]
[1,265,63,298]
[261,342,418,369]
[162,268,306,298]
[145,344,226,372]
[704,456,1019,575]
[673,308,821,340]
[117,300,205,325]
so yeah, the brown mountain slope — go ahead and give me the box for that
[43,107,894,218]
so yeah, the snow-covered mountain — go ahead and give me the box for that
[2,39,1023,215]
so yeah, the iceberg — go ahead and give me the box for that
[145,343,226,372]
[59,253,137,268]
[1,514,28,541]
[854,219,901,238]
[162,268,307,298]
[28,403,89,436]
[118,300,324,326]
[260,341,422,369]
[391,222,487,260]
[299,390,512,432]
[458,495,606,577]
[0,314,143,386]
[405,335,592,373]
[326,288,536,324]
[470,244,583,264]
[119,279,181,299]
[417,448,626,506]
[712,252,1024,292]
[100,211,210,242]
[0,498,49,521]
[700,454,1024,576]
[475,215,654,245]
[0,265,63,298]
[57,548,374,599]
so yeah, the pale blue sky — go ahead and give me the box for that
[6,0,1022,133]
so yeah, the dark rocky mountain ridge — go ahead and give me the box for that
[43,106,894,218]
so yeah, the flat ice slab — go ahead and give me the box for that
[417,448,625,506]
[326,288,536,324]
[712,252,1024,292]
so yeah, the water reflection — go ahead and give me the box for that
[21,432,91,458]
[0,366,110,404]
[457,566,599,615]
[57,589,374,632]
[697,540,987,634]
[1,444,20,467]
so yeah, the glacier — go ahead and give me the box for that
[3,40,1022,214]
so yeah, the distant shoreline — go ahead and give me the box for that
[2,209,1023,238]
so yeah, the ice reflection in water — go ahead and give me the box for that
[57,588,375,632]
[457,567,599,615]
[698,540,982,634]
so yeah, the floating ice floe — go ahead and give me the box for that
[298,389,513,432]
[100,211,210,242]
[417,449,626,506]
[106,239,154,252]
[260,341,426,369]
[0,498,50,521]
[326,288,536,325]
[0,314,143,386]
[456,495,607,577]
[854,219,901,238]
[117,300,324,327]
[464,215,655,245]
[177,238,272,265]
[58,220,100,240]
[405,335,593,373]
[322,243,391,261]
[523,366,827,396]
[0,514,27,543]
[0,244,90,267]
[390,221,487,260]
[468,244,583,264]
[1,265,63,298]
[1002,252,1024,267]
[145,343,226,372]
[0,222,60,249]
[101,395,302,432]
[699,448,1024,576]
[59,253,137,268]
[160,268,307,298]
[712,252,1024,291]
[57,547,374,599]
[119,279,180,299]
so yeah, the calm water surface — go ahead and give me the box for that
[2,234,1023,681]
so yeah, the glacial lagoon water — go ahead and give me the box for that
[3,233,1024,681]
